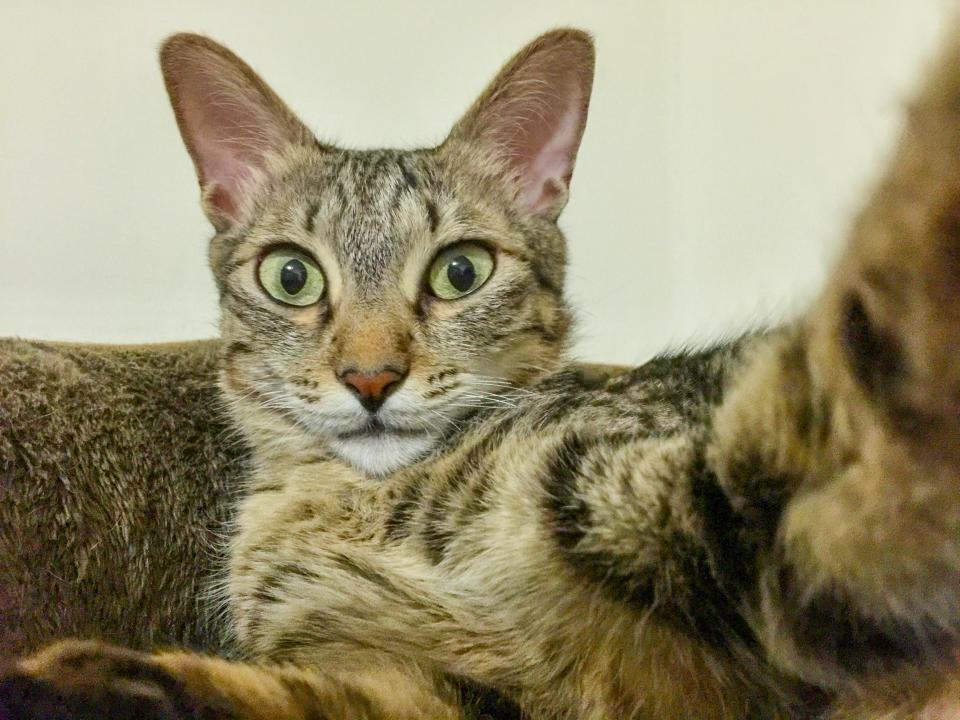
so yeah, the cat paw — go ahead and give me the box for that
[0,640,190,720]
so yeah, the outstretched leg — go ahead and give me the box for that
[0,639,464,720]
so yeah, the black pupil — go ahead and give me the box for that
[447,255,476,293]
[280,259,308,295]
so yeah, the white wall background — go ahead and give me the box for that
[0,1,953,364]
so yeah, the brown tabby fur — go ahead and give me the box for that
[3,23,960,720]
[0,340,242,658]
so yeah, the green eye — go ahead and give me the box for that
[426,243,494,300]
[257,248,325,306]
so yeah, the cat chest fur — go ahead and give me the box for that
[226,349,787,718]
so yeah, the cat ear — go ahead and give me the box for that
[160,34,316,231]
[445,29,595,220]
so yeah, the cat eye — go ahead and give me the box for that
[426,243,494,300]
[257,248,325,306]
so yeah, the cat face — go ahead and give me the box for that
[209,146,575,474]
[161,31,594,474]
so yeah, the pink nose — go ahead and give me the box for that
[339,369,406,412]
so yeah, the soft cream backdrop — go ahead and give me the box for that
[0,1,953,363]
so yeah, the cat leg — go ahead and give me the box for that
[709,29,960,710]
[0,639,465,720]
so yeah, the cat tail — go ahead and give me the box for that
[0,639,465,720]
[709,26,960,710]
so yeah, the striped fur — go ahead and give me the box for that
[3,26,960,720]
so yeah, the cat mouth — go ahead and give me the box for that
[336,418,430,440]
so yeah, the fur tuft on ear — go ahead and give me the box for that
[159,34,316,231]
[445,29,595,220]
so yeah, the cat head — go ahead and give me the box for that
[160,30,594,475]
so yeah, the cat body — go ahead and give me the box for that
[192,29,784,716]
[1,26,959,720]
[231,340,770,718]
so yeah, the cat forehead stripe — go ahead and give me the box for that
[314,151,413,287]
[295,151,441,290]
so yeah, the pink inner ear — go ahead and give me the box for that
[202,156,249,219]
[516,92,584,214]
[194,127,261,218]
[464,35,592,219]
[180,89,278,220]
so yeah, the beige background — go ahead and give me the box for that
[0,1,953,363]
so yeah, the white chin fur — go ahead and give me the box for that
[327,432,437,476]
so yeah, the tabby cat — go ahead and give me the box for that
[1,27,959,720]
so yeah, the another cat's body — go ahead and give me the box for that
[0,340,243,658]
[2,25,959,720]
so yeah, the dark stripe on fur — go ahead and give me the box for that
[420,452,484,564]
[544,435,755,650]
[838,295,944,439]
[305,201,320,234]
[841,293,905,398]
[695,452,792,599]
[384,478,425,542]
[421,494,455,565]
[276,675,328,720]
[251,562,325,611]
[328,552,410,600]
[530,262,561,297]
[452,677,527,720]
[425,200,439,234]
[398,159,418,189]
[543,434,592,551]
[777,563,957,674]
[840,294,951,438]
[456,469,495,530]
[224,340,253,360]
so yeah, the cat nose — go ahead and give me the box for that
[339,368,407,413]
